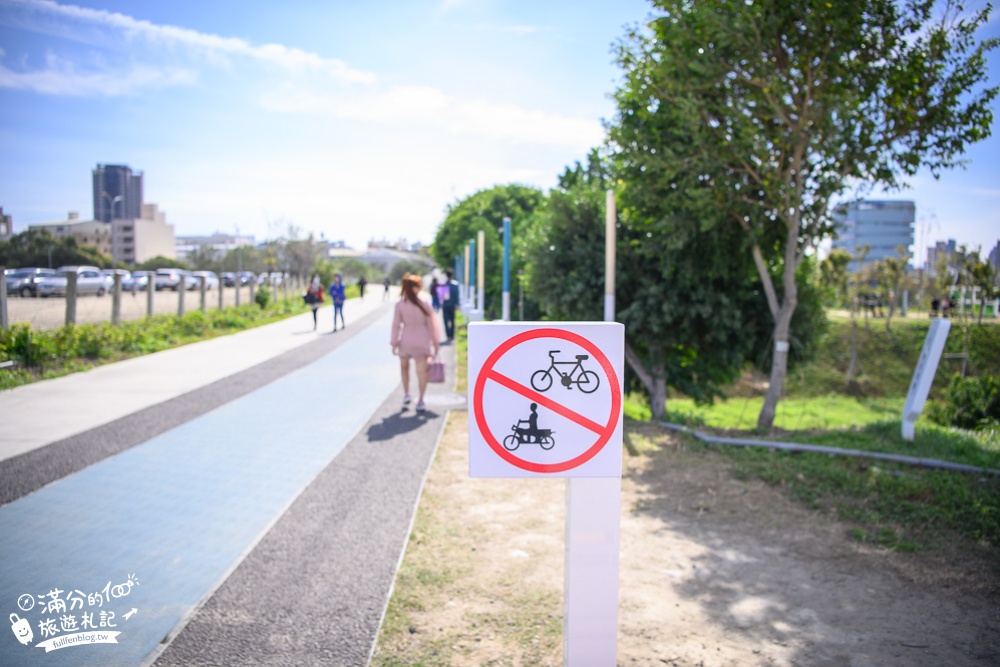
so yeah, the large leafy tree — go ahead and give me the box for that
[528,152,777,419]
[612,0,997,428]
[431,184,546,319]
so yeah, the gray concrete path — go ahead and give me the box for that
[0,296,463,666]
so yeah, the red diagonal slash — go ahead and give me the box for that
[485,369,607,435]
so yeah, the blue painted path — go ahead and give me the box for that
[1,311,398,666]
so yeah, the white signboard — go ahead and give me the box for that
[902,318,951,440]
[468,322,624,478]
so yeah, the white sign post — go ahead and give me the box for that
[902,318,951,440]
[469,321,624,664]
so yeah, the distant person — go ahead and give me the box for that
[357,275,367,300]
[430,276,441,312]
[305,273,325,330]
[383,276,391,301]
[329,272,346,331]
[390,273,440,413]
[931,295,940,318]
[441,269,460,344]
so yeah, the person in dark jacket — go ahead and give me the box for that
[305,274,324,330]
[441,269,460,343]
[329,272,346,331]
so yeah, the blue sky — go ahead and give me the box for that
[1,0,998,265]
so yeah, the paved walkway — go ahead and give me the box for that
[0,294,393,461]
[0,296,462,666]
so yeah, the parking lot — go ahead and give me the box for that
[4,282,293,330]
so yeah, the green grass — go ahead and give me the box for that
[665,394,904,431]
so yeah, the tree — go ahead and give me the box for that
[185,245,221,271]
[527,152,775,419]
[966,250,999,325]
[432,184,546,319]
[611,0,997,428]
[280,225,327,284]
[0,229,111,269]
[389,259,429,283]
[875,248,911,331]
[134,255,188,270]
[818,249,852,309]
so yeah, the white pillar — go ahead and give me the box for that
[564,189,621,666]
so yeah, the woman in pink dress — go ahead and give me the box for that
[390,273,440,412]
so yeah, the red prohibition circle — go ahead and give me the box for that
[473,327,621,473]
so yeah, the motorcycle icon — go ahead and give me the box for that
[503,403,555,451]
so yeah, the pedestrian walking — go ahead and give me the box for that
[329,272,346,331]
[441,269,460,344]
[430,276,441,312]
[383,276,391,301]
[305,273,325,330]
[390,274,440,413]
[358,275,367,300]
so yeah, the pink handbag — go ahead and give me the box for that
[428,355,445,383]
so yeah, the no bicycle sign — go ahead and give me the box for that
[468,322,624,478]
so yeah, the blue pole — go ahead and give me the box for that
[502,217,511,321]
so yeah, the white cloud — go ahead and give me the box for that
[260,84,602,151]
[2,1,596,150]
[450,99,603,150]
[0,0,376,84]
[0,54,195,95]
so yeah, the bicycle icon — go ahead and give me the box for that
[530,350,600,394]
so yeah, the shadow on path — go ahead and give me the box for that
[367,409,442,441]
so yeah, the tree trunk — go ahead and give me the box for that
[624,343,667,421]
[753,226,800,430]
[757,301,795,429]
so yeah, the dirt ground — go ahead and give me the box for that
[374,416,1000,666]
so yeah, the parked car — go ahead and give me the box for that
[100,269,131,290]
[4,267,56,297]
[191,271,220,290]
[154,268,195,291]
[123,271,152,291]
[221,272,236,287]
[238,271,255,286]
[36,266,108,297]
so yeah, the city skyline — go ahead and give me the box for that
[1,0,998,265]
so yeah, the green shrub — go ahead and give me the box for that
[254,285,270,308]
[930,374,1000,431]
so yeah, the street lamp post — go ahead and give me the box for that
[102,192,124,268]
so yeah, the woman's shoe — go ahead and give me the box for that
[416,400,426,413]
[403,394,411,405]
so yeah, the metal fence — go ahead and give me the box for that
[1,268,302,331]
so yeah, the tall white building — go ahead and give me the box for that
[831,200,915,271]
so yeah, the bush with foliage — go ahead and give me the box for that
[254,285,270,308]
[930,374,1000,432]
